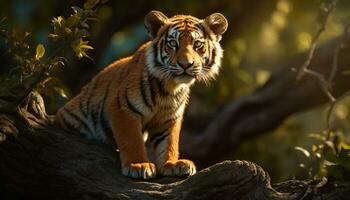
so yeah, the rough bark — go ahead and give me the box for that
[181,36,350,166]
[0,92,349,199]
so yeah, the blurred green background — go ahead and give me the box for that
[1,0,350,182]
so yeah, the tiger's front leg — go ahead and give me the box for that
[151,119,196,177]
[109,105,156,179]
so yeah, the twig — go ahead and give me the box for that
[328,24,350,83]
[325,24,350,139]
[296,0,338,80]
[294,0,344,140]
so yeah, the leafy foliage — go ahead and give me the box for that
[295,131,350,181]
[0,0,106,106]
[49,6,97,60]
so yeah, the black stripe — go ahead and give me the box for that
[194,24,203,32]
[92,79,112,134]
[153,133,168,148]
[153,43,162,67]
[91,110,99,133]
[150,130,169,148]
[159,39,168,63]
[61,115,77,131]
[86,76,101,115]
[172,23,184,31]
[160,117,178,128]
[206,47,216,68]
[176,93,188,106]
[100,114,113,137]
[140,71,153,111]
[164,42,170,54]
[99,83,113,134]
[61,116,88,139]
[185,18,199,23]
[99,107,113,142]
[100,81,112,110]
[79,99,88,119]
[205,41,211,66]
[98,81,114,138]
[149,130,166,142]
[62,107,92,133]
[202,27,209,40]
[125,89,143,116]
[148,74,157,105]
[154,77,168,96]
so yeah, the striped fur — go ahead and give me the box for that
[56,11,227,179]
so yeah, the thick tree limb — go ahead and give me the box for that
[0,92,349,199]
[181,36,350,166]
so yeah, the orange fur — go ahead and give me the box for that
[56,11,228,179]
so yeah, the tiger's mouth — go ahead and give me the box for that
[173,73,196,84]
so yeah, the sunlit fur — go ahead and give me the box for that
[146,15,224,86]
[55,11,227,179]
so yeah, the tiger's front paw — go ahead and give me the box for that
[161,159,196,177]
[122,162,156,179]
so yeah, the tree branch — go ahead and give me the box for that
[0,92,349,199]
[181,35,350,166]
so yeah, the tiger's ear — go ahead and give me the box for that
[204,13,228,40]
[144,10,168,39]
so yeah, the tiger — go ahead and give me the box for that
[55,10,228,179]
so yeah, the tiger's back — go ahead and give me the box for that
[56,45,145,143]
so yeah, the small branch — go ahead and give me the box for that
[304,68,335,101]
[295,0,338,104]
[296,0,338,80]
[325,24,350,139]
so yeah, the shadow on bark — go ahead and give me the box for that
[0,92,349,199]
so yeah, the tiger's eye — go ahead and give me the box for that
[194,41,203,48]
[168,40,177,47]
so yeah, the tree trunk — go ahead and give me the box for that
[0,92,349,199]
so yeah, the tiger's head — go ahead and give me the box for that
[145,11,228,86]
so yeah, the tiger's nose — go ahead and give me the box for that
[177,60,194,69]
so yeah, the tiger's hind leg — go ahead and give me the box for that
[150,120,196,177]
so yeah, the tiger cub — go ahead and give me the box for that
[56,11,228,179]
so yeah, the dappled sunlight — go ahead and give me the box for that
[1,0,349,186]
[297,31,311,52]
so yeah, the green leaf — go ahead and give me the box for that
[71,39,94,59]
[52,16,64,27]
[35,44,45,60]
[295,146,311,157]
